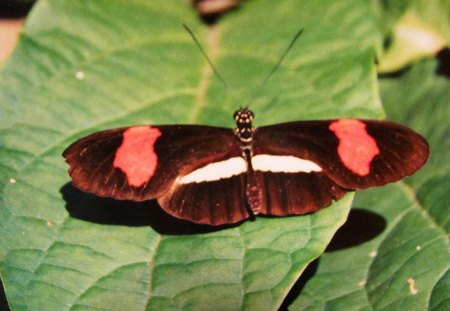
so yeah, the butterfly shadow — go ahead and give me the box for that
[0,280,9,311]
[279,208,386,310]
[325,208,387,252]
[60,183,240,235]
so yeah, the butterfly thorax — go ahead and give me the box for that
[234,108,255,150]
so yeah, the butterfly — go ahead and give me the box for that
[63,107,429,225]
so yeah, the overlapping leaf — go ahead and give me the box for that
[289,59,449,311]
[377,0,450,72]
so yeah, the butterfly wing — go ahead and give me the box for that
[251,119,429,216]
[253,119,429,189]
[64,118,429,225]
[158,174,250,225]
[254,171,347,216]
[63,125,243,202]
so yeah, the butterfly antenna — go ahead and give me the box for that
[248,28,304,105]
[261,28,304,88]
[183,24,228,89]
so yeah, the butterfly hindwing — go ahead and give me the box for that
[256,171,347,216]
[63,125,241,202]
[253,119,429,190]
[158,174,250,225]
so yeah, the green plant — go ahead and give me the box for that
[0,0,448,310]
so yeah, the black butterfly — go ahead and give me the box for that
[63,107,429,225]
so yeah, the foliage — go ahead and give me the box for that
[0,0,448,310]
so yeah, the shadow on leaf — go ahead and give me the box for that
[60,183,239,235]
[326,208,386,252]
[436,48,450,78]
[280,209,386,309]
[0,280,10,311]
[279,259,320,310]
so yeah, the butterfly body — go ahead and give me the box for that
[63,108,429,225]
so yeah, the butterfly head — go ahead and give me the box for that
[234,108,255,143]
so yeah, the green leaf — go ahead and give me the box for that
[377,0,450,72]
[1,0,385,310]
[289,59,450,310]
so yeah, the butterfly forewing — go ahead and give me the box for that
[253,119,429,189]
[63,125,241,202]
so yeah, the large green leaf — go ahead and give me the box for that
[1,0,385,310]
[377,0,450,72]
[289,59,450,310]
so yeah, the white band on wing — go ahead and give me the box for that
[252,154,322,173]
[179,154,322,184]
[179,157,246,184]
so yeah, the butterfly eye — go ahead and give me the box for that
[233,109,242,120]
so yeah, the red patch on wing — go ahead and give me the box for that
[113,126,162,187]
[329,119,380,176]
